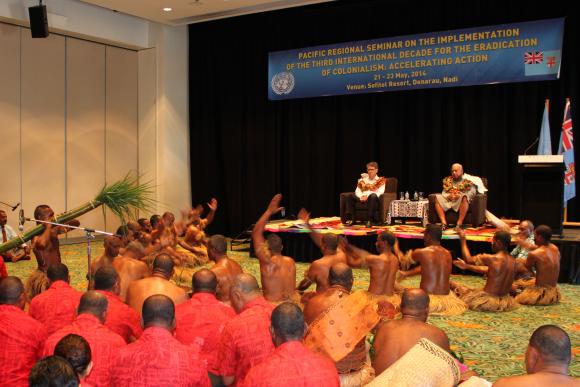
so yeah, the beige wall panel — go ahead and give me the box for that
[0,23,21,228]
[106,46,138,231]
[138,48,157,216]
[20,31,66,228]
[66,38,106,237]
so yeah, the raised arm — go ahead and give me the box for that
[205,198,218,226]
[457,229,476,264]
[252,194,284,264]
[339,237,371,268]
[298,208,323,248]
[398,250,422,279]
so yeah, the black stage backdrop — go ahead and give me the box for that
[189,0,579,237]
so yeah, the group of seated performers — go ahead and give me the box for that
[0,181,576,386]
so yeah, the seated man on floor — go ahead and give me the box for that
[177,199,218,264]
[341,231,402,310]
[244,302,340,387]
[434,163,477,229]
[398,224,467,316]
[515,225,561,306]
[344,161,386,227]
[297,208,347,302]
[493,325,577,387]
[452,229,518,312]
[125,253,187,315]
[0,209,31,263]
[372,289,451,375]
[252,194,298,304]
[303,263,380,386]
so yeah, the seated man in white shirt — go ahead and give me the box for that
[0,209,30,263]
[344,161,386,227]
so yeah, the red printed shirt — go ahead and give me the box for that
[0,259,7,278]
[43,314,126,387]
[243,341,340,387]
[175,292,236,373]
[0,304,48,387]
[29,280,82,335]
[110,326,211,387]
[217,297,275,386]
[96,290,142,343]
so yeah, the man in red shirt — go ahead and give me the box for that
[244,302,339,387]
[29,263,82,335]
[218,273,275,386]
[0,277,48,387]
[43,291,126,387]
[175,269,236,383]
[110,294,211,386]
[93,266,142,343]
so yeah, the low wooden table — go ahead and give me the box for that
[387,199,429,226]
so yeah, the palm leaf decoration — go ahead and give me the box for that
[0,173,155,254]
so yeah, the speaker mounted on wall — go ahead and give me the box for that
[29,1,49,38]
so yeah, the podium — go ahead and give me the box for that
[518,155,565,235]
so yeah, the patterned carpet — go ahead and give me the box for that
[6,241,579,382]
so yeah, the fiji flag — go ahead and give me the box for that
[537,100,552,155]
[525,50,561,77]
[558,99,575,206]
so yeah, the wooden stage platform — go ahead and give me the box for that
[250,217,580,284]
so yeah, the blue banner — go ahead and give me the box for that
[268,18,564,100]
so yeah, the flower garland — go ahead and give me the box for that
[442,176,472,193]
[358,176,386,192]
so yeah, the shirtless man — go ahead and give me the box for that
[296,208,346,297]
[89,235,122,281]
[493,325,579,387]
[515,225,561,305]
[207,234,243,304]
[452,229,518,312]
[112,241,150,301]
[32,205,80,272]
[372,288,450,374]
[125,253,187,315]
[399,224,466,316]
[341,231,401,306]
[303,263,377,385]
[252,194,297,303]
[178,199,218,263]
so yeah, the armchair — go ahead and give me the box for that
[340,178,398,224]
[427,178,487,226]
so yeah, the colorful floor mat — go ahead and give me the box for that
[5,241,578,382]
[266,217,498,241]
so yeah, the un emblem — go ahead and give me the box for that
[271,72,295,95]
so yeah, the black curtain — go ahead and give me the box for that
[189,0,579,236]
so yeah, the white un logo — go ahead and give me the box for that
[271,72,295,95]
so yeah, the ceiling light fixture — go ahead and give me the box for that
[163,7,173,12]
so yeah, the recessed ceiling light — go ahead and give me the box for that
[163,7,172,12]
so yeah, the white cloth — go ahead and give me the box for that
[462,173,488,194]
[355,173,386,198]
[0,224,27,247]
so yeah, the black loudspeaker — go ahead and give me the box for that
[28,5,49,38]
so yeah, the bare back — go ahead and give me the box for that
[307,253,347,293]
[112,256,150,301]
[126,276,187,315]
[260,254,296,302]
[303,286,347,325]
[494,373,580,387]
[372,318,450,375]
[527,243,561,287]
[412,246,452,295]
[482,252,516,296]
[367,252,399,296]
[210,257,243,303]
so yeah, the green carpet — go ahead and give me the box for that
[6,242,579,382]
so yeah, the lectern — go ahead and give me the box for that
[518,155,565,236]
